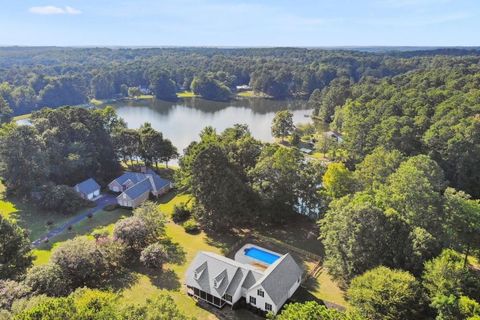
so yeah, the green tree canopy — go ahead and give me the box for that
[271,110,294,141]
[347,266,424,320]
[0,216,32,280]
[322,162,355,198]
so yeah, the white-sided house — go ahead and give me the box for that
[74,178,101,200]
[185,246,303,315]
[108,170,173,208]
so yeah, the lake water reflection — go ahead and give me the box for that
[111,97,313,153]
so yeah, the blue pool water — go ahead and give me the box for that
[244,247,280,264]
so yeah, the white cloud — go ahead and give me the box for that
[29,5,82,15]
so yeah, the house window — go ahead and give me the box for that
[265,303,272,311]
[249,296,256,305]
[257,289,264,297]
[223,294,232,302]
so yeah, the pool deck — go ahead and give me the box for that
[234,243,282,271]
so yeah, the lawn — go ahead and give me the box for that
[236,90,271,98]
[177,91,198,98]
[12,113,32,121]
[33,207,131,265]
[0,182,81,241]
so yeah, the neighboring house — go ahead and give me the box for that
[236,84,252,92]
[185,245,303,315]
[324,131,344,143]
[108,170,172,208]
[74,178,101,200]
[299,147,313,154]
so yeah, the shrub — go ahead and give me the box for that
[0,280,31,310]
[103,204,119,211]
[25,263,71,297]
[183,219,200,234]
[172,203,191,224]
[113,217,151,252]
[140,243,168,269]
[51,237,108,288]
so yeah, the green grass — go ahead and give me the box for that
[32,208,131,265]
[0,182,80,241]
[90,98,104,106]
[236,90,271,98]
[12,113,32,121]
[177,91,198,98]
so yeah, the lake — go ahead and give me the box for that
[110,97,313,153]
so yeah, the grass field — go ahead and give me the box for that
[12,113,32,121]
[236,90,271,98]
[33,207,131,265]
[0,182,82,241]
[177,91,198,98]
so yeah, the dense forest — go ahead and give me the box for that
[1,47,480,320]
[1,47,479,116]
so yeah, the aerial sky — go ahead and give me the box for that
[0,0,479,46]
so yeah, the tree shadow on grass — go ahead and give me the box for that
[203,227,245,255]
[290,286,324,305]
[149,269,181,291]
[302,274,321,293]
[156,190,179,205]
[107,270,140,292]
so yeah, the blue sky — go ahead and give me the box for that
[0,0,479,46]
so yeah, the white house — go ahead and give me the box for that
[185,245,303,315]
[74,178,101,200]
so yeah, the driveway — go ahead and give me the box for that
[31,194,118,247]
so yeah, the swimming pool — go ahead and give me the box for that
[244,247,280,264]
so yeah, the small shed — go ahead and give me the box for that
[74,178,101,200]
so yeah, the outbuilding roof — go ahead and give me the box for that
[75,178,100,195]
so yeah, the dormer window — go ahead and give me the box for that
[257,289,264,297]
[194,262,207,280]
[214,278,223,288]
[213,269,227,289]
[194,270,203,280]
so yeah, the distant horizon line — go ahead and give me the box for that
[1,45,480,50]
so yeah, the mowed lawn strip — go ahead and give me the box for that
[32,208,131,265]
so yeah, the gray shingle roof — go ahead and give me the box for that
[75,178,100,195]
[150,174,171,191]
[185,252,262,299]
[255,253,303,306]
[113,172,146,186]
[123,178,152,199]
[113,170,172,201]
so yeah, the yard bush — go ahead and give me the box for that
[24,263,71,297]
[172,203,191,224]
[113,217,151,253]
[0,280,31,310]
[51,237,108,288]
[183,219,200,234]
[140,243,168,269]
